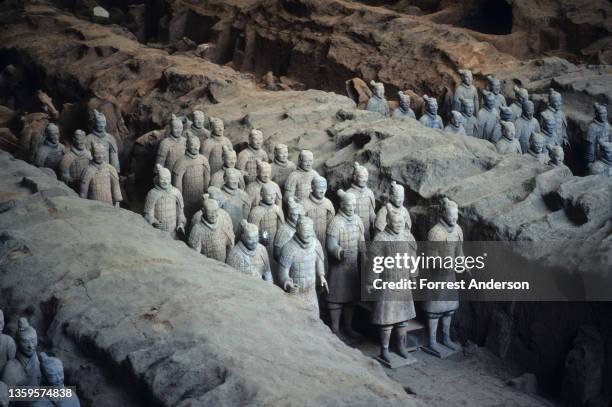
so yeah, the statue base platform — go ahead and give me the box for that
[375,352,418,368]
[421,344,462,359]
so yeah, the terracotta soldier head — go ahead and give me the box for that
[73,129,86,150]
[599,140,612,162]
[154,164,172,191]
[482,90,495,110]
[513,86,529,106]
[192,110,205,129]
[210,117,224,137]
[260,182,277,206]
[460,97,474,117]
[274,143,289,163]
[501,121,516,140]
[201,193,219,224]
[423,95,438,115]
[548,88,562,111]
[398,91,410,110]
[16,318,37,358]
[239,219,259,250]
[370,80,385,98]
[500,106,513,122]
[249,129,264,150]
[450,110,464,127]
[286,197,304,225]
[256,160,272,183]
[549,145,564,165]
[298,150,314,171]
[45,123,60,145]
[92,109,107,133]
[441,197,459,228]
[39,353,64,386]
[530,133,545,154]
[296,215,315,244]
[486,75,501,95]
[594,102,608,123]
[352,162,368,188]
[541,111,557,135]
[221,145,237,168]
[459,69,473,86]
[169,114,183,139]
[92,143,106,165]
[521,100,535,120]
[337,189,356,217]
[207,186,226,207]
[389,181,404,207]
[223,167,241,190]
[311,175,327,199]
[186,136,200,155]
[387,207,405,234]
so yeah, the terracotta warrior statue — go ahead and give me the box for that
[444,111,466,135]
[515,100,540,153]
[419,95,444,130]
[248,182,285,267]
[374,180,411,235]
[460,98,478,137]
[496,121,522,155]
[284,149,319,203]
[422,198,463,357]
[144,164,186,239]
[542,88,569,148]
[246,160,282,207]
[33,122,65,174]
[172,136,211,220]
[583,103,611,173]
[527,133,550,164]
[59,129,91,189]
[327,189,365,340]
[188,194,234,262]
[210,145,246,189]
[192,187,235,243]
[453,69,479,113]
[279,216,328,317]
[589,140,612,177]
[1,318,41,387]
[371,209,417,363]
[80,143,123,206]
[273,197,303,261]
[86,109,120,172]
[485,75,506,111]
[392,91,416,120]
[547,145,570,172]
[237,129,269,185]
[190,110,211,143]
[156,114,186,171]
[302,175,335,249]
[347,162,376,240]
[540,110,559,147]
[490,106,513,143]
[476,90,500,141]
[201,117,233,175]
[270,143,296,189]
[34,353,81,407]
[366,80,390,117]
[226,220,273,282]
[509,86,529,123]
[219,168,252,237]
[0,310,16,375]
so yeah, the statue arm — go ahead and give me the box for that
[155,142,167,167]
[143,191,159,225]
[277,248,293,290]
[374,207,386,232]
[109,140,120,173]
[261,249,273,283]
[187,227,201,252]
[79,169,92,199]
[326,233,342,260]
[283,175,296,202]
[236,151,248,171]
[203,161,211,190]
[172,167,184,193]
[175,190,186,228]
[110,168,123,203]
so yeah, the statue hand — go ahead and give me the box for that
[177,225,185,236]
[320,276,329,294]
[337,247,345,260]
[283,279,295,293]
[114,202,121,208]
[153,220,165,230]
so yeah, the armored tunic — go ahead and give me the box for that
[201,135,233,175]
[248,202,284,261]
[246,179,282,207]
[370,229,417,325]
[0,333,16,375]
[188,218,234,262]
[453,83,479,113]
[190,124,211,144]
[156,135,186,171]
[85,130,120,172]
[191,208,234,243]
[515,116,541,153]
[392,107,416,120]
[79,162,122,204]
[347,184,376,240]
[493,93,507,111]
[476,107,499,141]
[237,147,269,185]
[496,137,522,155]
[59,147,91,189]
[528,149,550,165]
[34,142,65,174]
[1,354,41,387]
[542,129,559,147]
[462,114,478,137]
[279,237,325,317]
[419,112,444,130]
[219,186,251,237]
[273,221,296,261]
[143,185,186,239]
[284,168,319,203]
[444,124,466,136]
[172,153,211,220]
[366,95,390,117]
[302,195,335,247]
[210,167,246,190]
[584,120,612,165]
[509,101,522,123]
[374,204,411,234]
[226,241,272,282]
[326,211,365,304]
[271,159,296,190]
[421,222,463,315]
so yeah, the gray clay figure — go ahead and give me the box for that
[79,143,122,206]
[284,150,319,203]
[237,129,269,185]
[347,162,376,240]
[226,220,273,283]
[419,95,444,130]
[453,69,479,113]
[270,143,296,190]
[172,136,211,220]
[156,114,186,171]
[444,111,466,135]
[509,86,529,123]
[366,80,390,117]
[1,318,41,387]
[188,193,234,262]
[374,181,411,234]
[392,91,416,120]
[85,109,120,172]
[515,100,541,154]
[476,90,500,141]
[246,160,282,207]
[496,121,522,155]
[210,145,246,189]
[59,129,92,189]
[219,168,252,237]
[33,122,65,174]
[201,117,233,175]
[144,164,186,239]
[460,98,478,137]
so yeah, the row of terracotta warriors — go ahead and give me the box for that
[366,71,612,176]
[0,310,80,406]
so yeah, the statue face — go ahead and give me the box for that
[261,188,275,205]
[187,139,200,155]
[462,72,472,85]
[451,114,461,127]
[94,115,106,132]
[602,145,612,161]
[427,101,438,115]
[484,95,495,109]
[204,206,218,224]
[93,148,105,164]
[389,214,404,234]
[463,103,474,116]
[296,222,313,243]
[224,152,236,168]
[491,82,501,94]
[552,150,564,163]
[353,170,368,187]
[341,197,356,216]
[390,190,403,207]
[193,111,205,128]
[524,104,534,119]
[544,119,556,134]
[287,207,301,224]
[312,181,327,199]
[258,166,271,183]
[596,107,608,123]
[443,206,458,227]
[299,153,313,171]
[48,128,60,144]
[531,140,544,153]
[242,229,259,250]
[74,135,86,150]
[171,120,183,138]
[503,126,515,140]
[374,85,384,98]
[158,172,171,189]
[225,172,239,189]
[18,334,37,357]
[275,147,288,162]
[250,132,263,149]
[550,95,562,110]
[400,97,410,109]
[212,121,224,137]
[44,368,64,387]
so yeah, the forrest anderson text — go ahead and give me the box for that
[371,278,530,290]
